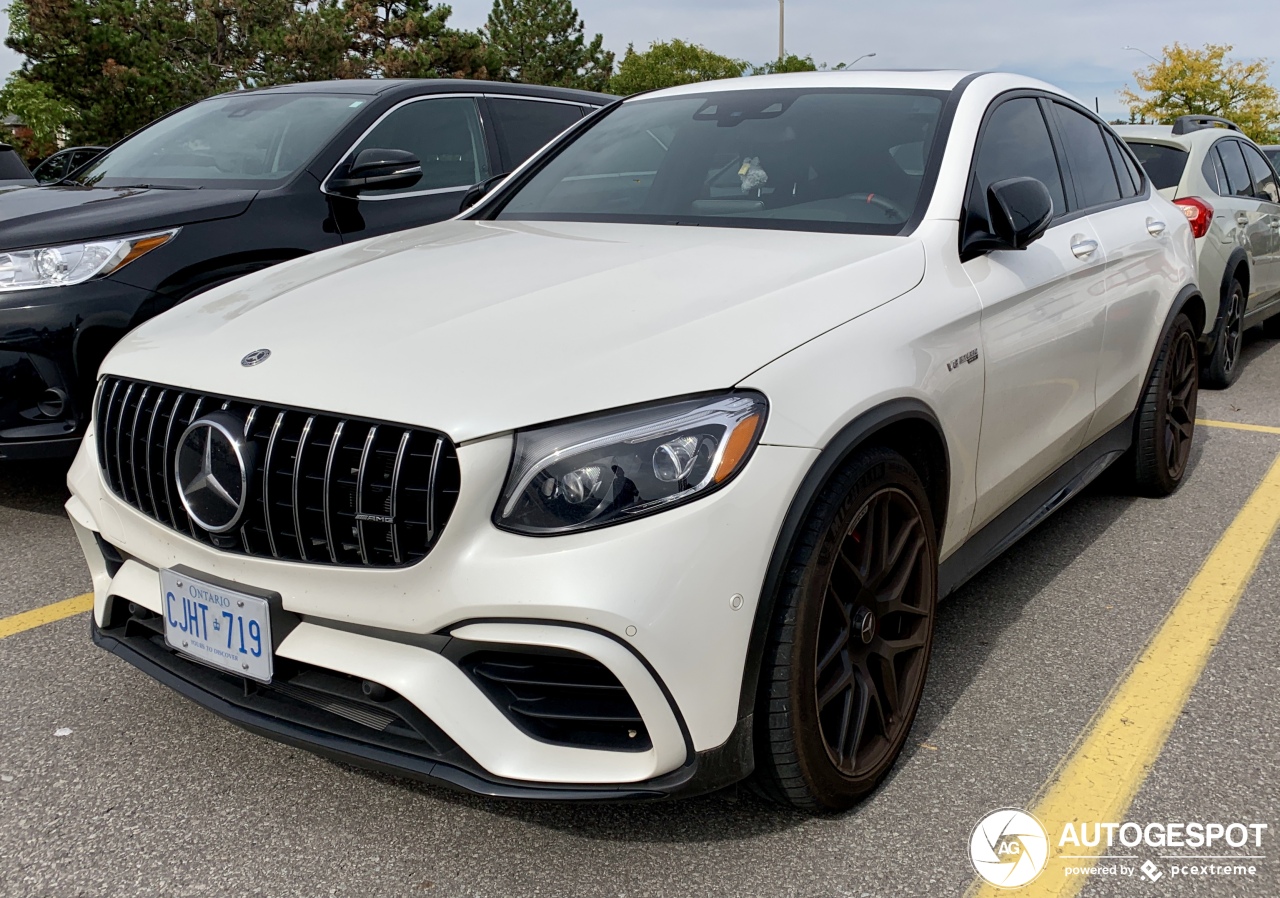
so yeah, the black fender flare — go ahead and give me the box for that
[735,398,949,721]
[1208,249,1250,347]
[1134,283,1204,429]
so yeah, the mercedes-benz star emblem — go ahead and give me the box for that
[241,348,271,367]
[175,412,255,533]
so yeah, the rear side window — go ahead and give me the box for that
[1202,148,1227,196]
[1241,142,1279,203]
[489,98,584,171]
[1053,103,1122,208]
[1127,142,1188,191]
[1104,132,1139,197]
[1217,140,1253,199]
[968,97,1068,222]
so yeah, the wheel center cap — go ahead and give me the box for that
[854,607,876,644]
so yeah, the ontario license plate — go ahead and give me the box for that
[161,569,273,682]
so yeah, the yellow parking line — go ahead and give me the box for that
[968,450,1280,898]
[1197,418,1280,435]
[0,593,94,640]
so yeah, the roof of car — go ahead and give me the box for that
[1112,124,1242,150]
[241,79,614,105]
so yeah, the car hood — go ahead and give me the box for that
[0,184,257,250]
[103,219,925,442]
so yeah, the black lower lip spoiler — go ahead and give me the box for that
[90,619,727,802]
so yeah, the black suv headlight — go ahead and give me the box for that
[495,392,767,535]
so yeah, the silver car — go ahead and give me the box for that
[1118,116,1280,387]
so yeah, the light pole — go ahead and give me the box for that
[1123,45,1162,65]
[849,52,877,66]
[778,0,785,62]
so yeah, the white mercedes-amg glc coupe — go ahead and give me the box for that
[68,71,1203,812]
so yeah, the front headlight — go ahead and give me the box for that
[495,392,767,535]
[0,229,178,292]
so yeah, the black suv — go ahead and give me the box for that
[0,79,610,459]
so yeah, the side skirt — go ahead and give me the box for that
[938,414,1133,598]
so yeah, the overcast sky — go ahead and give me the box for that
[2,0,1274,120]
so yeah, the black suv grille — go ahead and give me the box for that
[95,376,460,567]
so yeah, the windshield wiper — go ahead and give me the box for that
[114,183,201,190]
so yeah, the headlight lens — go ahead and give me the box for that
[0,229,178,292]
[495,392,767,535]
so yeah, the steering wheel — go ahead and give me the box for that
[844,192,909,220]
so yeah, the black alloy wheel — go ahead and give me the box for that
[757,447,938,812]
[1129,312,1198,496]
[813,487,933,777]
[1203,279,1245,389]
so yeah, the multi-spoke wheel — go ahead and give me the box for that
[1203,279,1245,389]
[1129,312,1199,496]
[757,447,938,812]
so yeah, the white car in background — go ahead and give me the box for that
[1119,116,1280,387]
[68,71,1202,812]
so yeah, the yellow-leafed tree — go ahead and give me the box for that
[1121,43,1279,144]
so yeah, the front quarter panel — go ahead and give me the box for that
[741,220,984,559]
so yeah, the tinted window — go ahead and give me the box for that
[78,93,367,188]
[498,89,947,234]
[1054,104,1121,208]
[33,152,70,183]
[1241,142,1279,203]
[69,149,101,170]
[1127,141,1187,191]
[0,147,32,180]
[490,98,583,170]
[1202,148,1227,196]
[1266,148,1280,170]
[968,97,1067,219]
[1217,140,1252,198]
[352,97,489,195]
[1105,132,1138,197]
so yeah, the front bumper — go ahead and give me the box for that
[67,424,816,797]
[0,280,158,458]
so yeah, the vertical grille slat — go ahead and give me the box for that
[94,377,458,568]
[262,411,287,559]
[322,420,345,564]
[354,425,377,565]
[389,429,411,565]
[292,415,316,562]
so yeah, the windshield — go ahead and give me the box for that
[75,93,369,189]
[1125,142,1188,191]
[495,88,947,234]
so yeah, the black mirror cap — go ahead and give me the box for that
[459,173,509,214]
[986,177,1054,250]
[328,147,422,194]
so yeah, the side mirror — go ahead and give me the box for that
[984,177,1054,250]
[459,173,509,213]
[328,148,422,194]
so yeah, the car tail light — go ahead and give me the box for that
[1173,197,1214,239]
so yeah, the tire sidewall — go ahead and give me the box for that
[779,451,939,809]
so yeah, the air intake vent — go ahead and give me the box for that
[95,376,460,567]
[462,650,651,752]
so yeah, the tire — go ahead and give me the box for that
[1202,279,1245,389]
[1128,313,1198,496]
[755,447,938,812]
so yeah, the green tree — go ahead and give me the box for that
[609,39,746,95]
[484,0,612,91]
[750,54,817,75]
[0,73,76,161]
[1121,42,1280,143]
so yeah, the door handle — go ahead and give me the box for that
[1070,238,1099,259]
[1270,219,1280,230]
[1236,212,1250,225]
[1147,219,1167,237]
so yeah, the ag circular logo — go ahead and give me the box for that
[175,412,253,533]
[969,808,1049,889]
[240,348,271,367]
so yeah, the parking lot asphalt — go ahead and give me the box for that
[2,332,1279,898]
